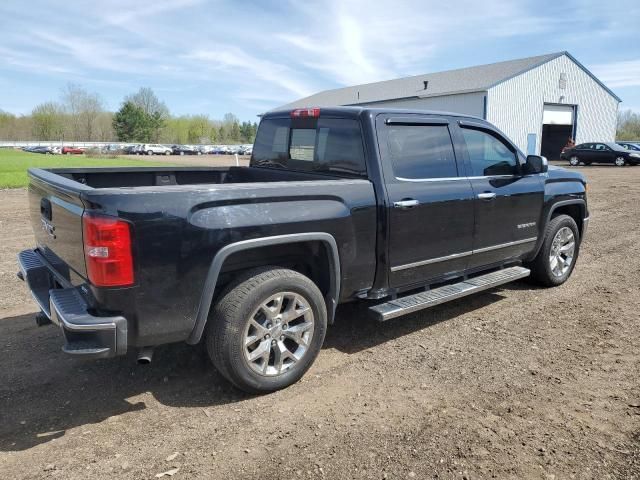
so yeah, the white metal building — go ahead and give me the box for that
[276,52,621,159]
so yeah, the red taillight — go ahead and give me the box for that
[82,213,134,287]
[291,107,320,118]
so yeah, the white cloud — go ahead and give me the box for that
[103,0,205,25]
[592,59,640,88]
[186,46,316,100]
[0,0,638,117]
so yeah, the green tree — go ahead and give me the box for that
[187,115,211,144]
[617,109,640,140]
[112,101,150,142]
[125,87,168,141]
[31,102,64,140]
[229,121,241,143]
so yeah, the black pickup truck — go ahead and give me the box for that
[18,107,589,393]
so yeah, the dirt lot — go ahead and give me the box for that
[0,164,638,479]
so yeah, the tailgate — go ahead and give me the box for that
[28,169,88,280]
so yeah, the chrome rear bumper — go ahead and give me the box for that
[17,249,127,358]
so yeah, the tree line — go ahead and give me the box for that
[616,109,640,141]
[0,84,258,144]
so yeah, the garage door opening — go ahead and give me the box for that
[540,104,576,160]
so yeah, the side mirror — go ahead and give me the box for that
[525,155,548,174]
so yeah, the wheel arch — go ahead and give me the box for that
[528,199,586,261]
[187,233,340,344]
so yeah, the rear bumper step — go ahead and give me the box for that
[369,266,530,321]
[17,249,127,358]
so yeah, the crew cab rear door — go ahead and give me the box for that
[376,115,475,288]
[454,121,544,269]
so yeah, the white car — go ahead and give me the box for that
[141,144,172,155]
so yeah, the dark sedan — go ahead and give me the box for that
[561,142,640,166]
[171,145,201,155]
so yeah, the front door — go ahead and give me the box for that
[592,143,615,164]
[377,115,475,288]
[456,123,544,269]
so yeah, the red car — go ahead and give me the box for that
[61,146,84,155]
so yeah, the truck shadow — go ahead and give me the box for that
[325,289,506,354]
[0,288,507,452]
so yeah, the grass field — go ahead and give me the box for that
[0,149,172,188]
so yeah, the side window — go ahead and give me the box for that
[461,128,518,176]
[386,125,458,179]
[594,143,608,151]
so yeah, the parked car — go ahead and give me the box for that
[617,141,640,152]
[140,144,172,155]
[561,142,640,166]
[62,146,84,155]
[18,107,588,393]
[209,145,227,155]
[28,146,56,155]
[171,145,200,155]
[238,145,253,155]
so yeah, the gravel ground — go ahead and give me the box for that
[0,164,638,479]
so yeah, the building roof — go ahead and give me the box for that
[276,51,621,110]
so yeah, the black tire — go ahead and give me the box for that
[568,156,580,167]
[527,214,580,287]
[206,267,327,394]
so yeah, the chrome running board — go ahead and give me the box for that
[369,266,530,322]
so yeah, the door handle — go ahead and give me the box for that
[477,192,497,200]
[393,199,420,209]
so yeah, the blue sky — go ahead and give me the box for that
[1,0,639,121]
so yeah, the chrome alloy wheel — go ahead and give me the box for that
[569,156,580,166]
[243,291,315,376]
[549,227,575,277]
[615,156,626,167]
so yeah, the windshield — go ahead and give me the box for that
[251,116,367,177]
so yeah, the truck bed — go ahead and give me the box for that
[45,165,341,189]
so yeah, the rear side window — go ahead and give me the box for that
[386,125,458,179]
[461,127,518,176]
[252,116,366,176]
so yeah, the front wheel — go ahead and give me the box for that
[614,156,626,167]
[568,156,580,166]
[527,214,580,287]
[206,267,327,393]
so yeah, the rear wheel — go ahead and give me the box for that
[147,150,153,156]
[569,156,580,166]
[206,267,327,393]
[614,156,626,167]
[528,214,580,287]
